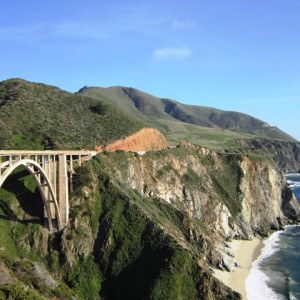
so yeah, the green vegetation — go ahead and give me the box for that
[94,180,203,300]
[0,168,44,259]
[0,283,43,300]
[78,84,296,146]
[0,168,75,299]
[0,77,298,156]
[182,167,202,187]
[209,155,244,218]
[150,250,198,300]
[1,74,283,300]
[0,143,247,299]
[0,79,144,150]
[67,256,102,299]
[68,157,218,299]
[0,256,75,299]
[166,123,255,150]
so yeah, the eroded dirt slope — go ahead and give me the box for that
[96,128,169,152]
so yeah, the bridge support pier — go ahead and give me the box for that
[58,154,69,228]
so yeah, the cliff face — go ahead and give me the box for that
[239,139,300,173]
[99,142,299,241]
[0,142,299,299]
[237,156,290,238]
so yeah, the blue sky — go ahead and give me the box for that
[1,0,299,140]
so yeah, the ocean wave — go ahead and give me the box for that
[285,173,300,184]
[283,225,300,238]
[283,224,300,230]
[258,230,282,260]
[246,231,284,300]
[284,173,300,177]
[288,181,300,187]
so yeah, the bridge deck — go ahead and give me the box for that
[0,150,97,156]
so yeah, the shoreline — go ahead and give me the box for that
[213,238,264,300]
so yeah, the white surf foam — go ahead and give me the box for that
[290,182,300,187]
[285,173,300,177]
[246,231,284,300]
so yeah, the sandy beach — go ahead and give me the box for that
[213,238,264,300]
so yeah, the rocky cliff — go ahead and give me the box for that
[0,142,299,299]
[237,138,300,173]
[98,142,299,240]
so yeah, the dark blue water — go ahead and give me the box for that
[286,174,300,203]
[246,174,300,300]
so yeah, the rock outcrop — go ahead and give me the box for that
[1,141,299,299]
[99,142,299,241]
[238,138,300,173]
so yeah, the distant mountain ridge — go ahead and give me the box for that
[78,86,296,142]
[0,78,297,152]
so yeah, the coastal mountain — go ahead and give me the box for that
[1,141,299,299]
[77,86,296,143]
[1,77,300,298]
[0,78,297,152]
[1,77,300,170]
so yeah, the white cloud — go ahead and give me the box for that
[153,46,191,61]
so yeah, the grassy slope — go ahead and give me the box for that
[0,170,75,299]
[78,85,297,148]
[0,79,145,150]
[0,78,296,152]
[77,86,175,131]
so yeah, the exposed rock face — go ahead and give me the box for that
[100,142,300,241]
[1,141,299,299]
[239,139,300,173]
[281,185,300,221]
[96,127,169,152]
[237,156,292,239]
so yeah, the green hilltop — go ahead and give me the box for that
[77,85,297,149]
[0,79,144,150]
[0,77,298,152]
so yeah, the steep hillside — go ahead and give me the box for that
[77,86,174,131]
[0,143,299,299]
[1,78,298,157]
[78,86,296,142]
[237,138,300,173]
[1,78,300,299]
[0,79,145,150]
[78,84,300,172]
[1,77,300,170]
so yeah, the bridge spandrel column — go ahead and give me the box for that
[43,156,50,219]
[44,157,57,219]
[58,154,68,228]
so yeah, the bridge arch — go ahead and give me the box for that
[0,159,61,231]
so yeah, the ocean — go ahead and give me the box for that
[246,174,300,300]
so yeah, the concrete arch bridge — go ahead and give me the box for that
[0,150,96,232]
